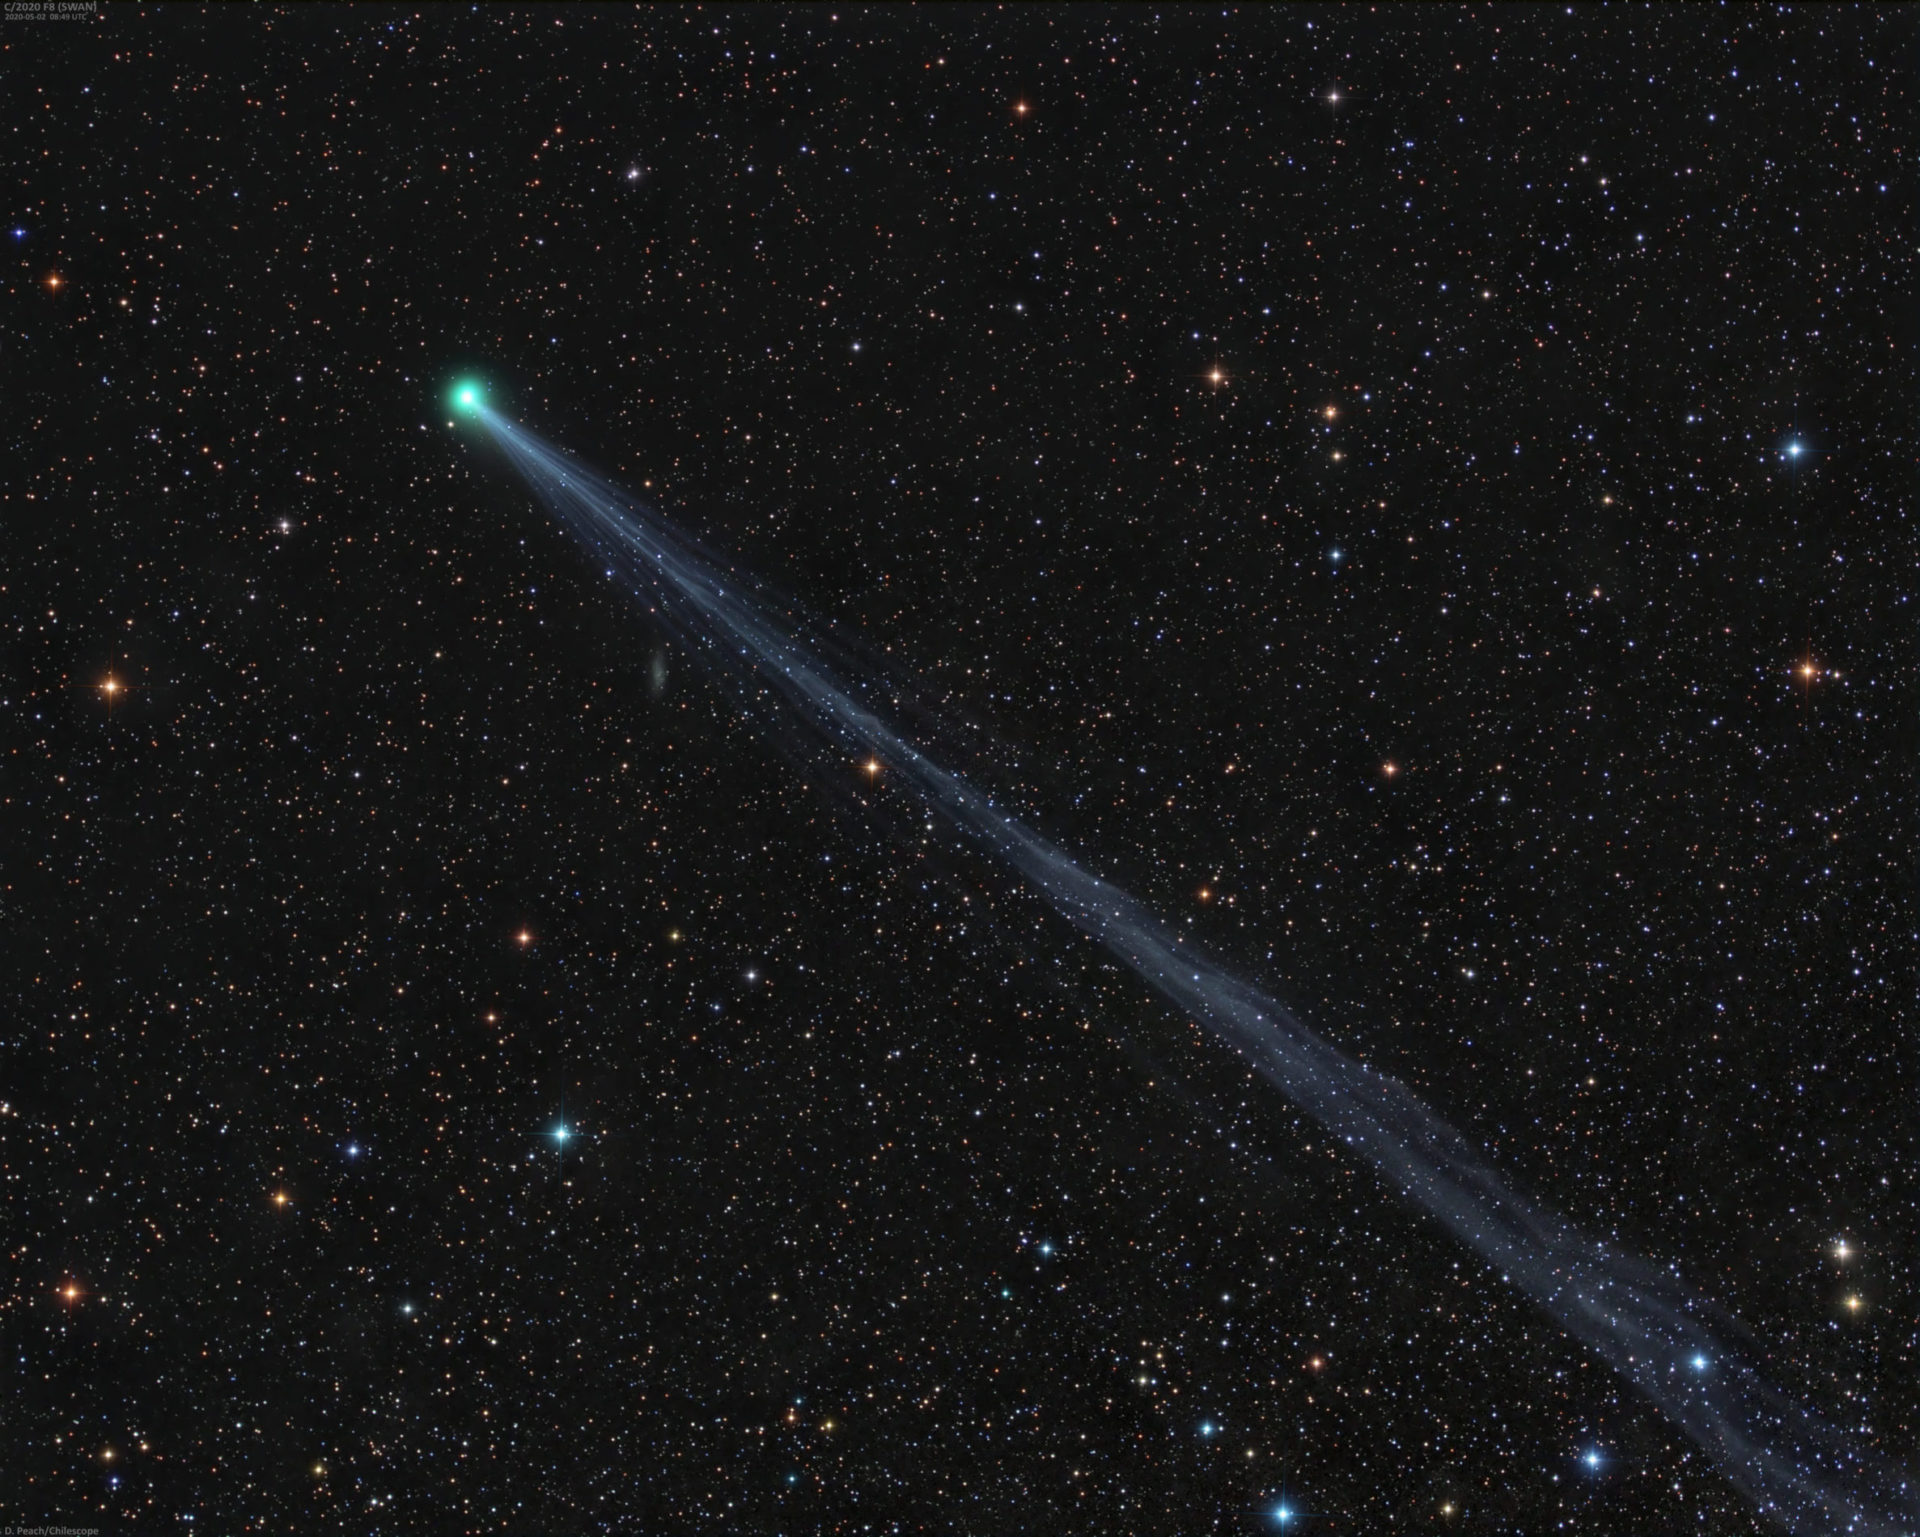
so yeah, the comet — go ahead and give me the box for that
[458,395,1915,1536]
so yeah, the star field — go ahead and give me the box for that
[7,7,1913,1532]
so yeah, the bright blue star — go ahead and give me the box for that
[1273,1504,1293,1526]
[1786,440,1804,458]
[553,1124,570,1144]
[1691,1353,1709,1372]
[345,1143,361,1159]
[1199,1421,1216,1438]
[1583,1448,1603,1470]
[1038,1242,1052,1257]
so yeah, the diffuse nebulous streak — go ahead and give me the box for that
[465,399,1915,1537]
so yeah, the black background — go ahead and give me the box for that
[7,6,1912,1531]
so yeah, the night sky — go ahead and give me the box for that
[9,6,1913,1532]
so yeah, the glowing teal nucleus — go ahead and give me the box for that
[452,380,483,412]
